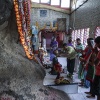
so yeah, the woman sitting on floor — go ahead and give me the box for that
[49,49,62,78]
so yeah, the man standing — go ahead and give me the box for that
[63,43,76,79]
[74,38,84,72]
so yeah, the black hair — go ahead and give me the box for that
[32,34,34,36]
[76,38,81,41]
[87,38,93,41]
[53,49,58,55]
[95,36,100,44]
[63,43,67,47]
[87,38,94,46]
[68,39,72,43]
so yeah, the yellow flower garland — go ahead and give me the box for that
[13,0,38,63]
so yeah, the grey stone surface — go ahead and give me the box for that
[0,0,13,25]
[0,1,70,99]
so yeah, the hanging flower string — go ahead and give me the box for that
[22,0,33,56]
[13,0,38,62]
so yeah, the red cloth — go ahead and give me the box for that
[83,46,92,70]
[54,63,62,72]
[82,46,89,57]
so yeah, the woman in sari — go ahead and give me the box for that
[51,38,58,51]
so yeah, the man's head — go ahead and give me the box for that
[95,36,100,49]
[87,38,93,45]
[76,38,81,44]
[32,34,34,37]
[87,38,95,49]
[63,43,67,49]
[69,37,72,40]
[53,49,58,55]
[68,39,72,43]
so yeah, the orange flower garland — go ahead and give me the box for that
[13,0,38,63]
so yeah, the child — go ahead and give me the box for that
[63,43,76,79]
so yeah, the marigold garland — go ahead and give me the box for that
[13,0,38,63]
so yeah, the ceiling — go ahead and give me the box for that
[71,0,88,12]
[31,0,88,14]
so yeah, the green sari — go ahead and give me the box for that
[78,62,84,79]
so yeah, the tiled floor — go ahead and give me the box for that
[36,55,97,100]
[68,73,97,100]
[43,68,97,100]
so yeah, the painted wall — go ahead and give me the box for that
[31,8,69,31]
[70,0,100,38]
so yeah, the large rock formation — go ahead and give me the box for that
[0,0,70,99]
